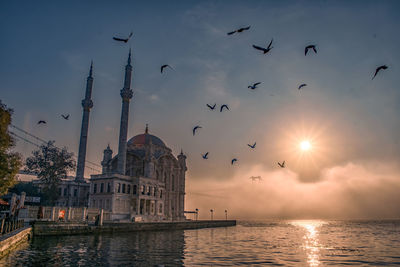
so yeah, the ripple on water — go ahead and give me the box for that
[0,220,399,266]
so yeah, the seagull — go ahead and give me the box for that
[202,152,209,159]
[206,103,216,110]
[61,114,70,120]
[220,105,229,112]
[305,45,317,56]
[231,158,238,165]
[298,84,307,90]
[372,65,388,80]
[193,125,202,136]
[161,64,174,73]
[248,82,261,90]
[112,32,133,43]
[37,120,46,125]
[252,39,273,54]
[227,26,250,35]
[248,142,256,149]
[278,161,285,168]
[249,176,262,182]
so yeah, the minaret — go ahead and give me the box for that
[76,62,94,181]
[101,145,113,174]
[177,150,187,219]
[117,50,133,175]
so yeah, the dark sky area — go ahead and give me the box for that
[1,0,400,219]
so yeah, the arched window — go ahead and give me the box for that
[164,173,167,183]
[156,171,159,180]
[172,175,175,191]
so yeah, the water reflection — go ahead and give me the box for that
[290,220,326,267]
[1,230,186,266]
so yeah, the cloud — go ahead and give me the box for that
[185,161,400,220]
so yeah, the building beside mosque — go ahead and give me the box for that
[41,50,187,222]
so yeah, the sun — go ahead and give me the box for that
[300,140,311,151]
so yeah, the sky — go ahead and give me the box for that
[1,0,400,219]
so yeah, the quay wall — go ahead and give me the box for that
[32,220,237,236]
[0,227,32,259]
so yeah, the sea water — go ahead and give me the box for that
[1,220,399,266]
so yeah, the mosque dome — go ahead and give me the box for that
[127,125,166,147]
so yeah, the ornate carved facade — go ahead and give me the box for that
[89,126,187,221]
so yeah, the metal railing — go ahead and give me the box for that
[0,219,25,236]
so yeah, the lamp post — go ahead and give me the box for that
[225,209,228,220]
[210,209,214,221]
[195,208,199,221]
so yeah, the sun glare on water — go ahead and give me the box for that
[300,140,312,151]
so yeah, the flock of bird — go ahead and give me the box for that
[36,27,389,172]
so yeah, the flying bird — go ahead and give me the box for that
[305,45,317,55]
[61,114,70,120]
[112,32,133,43]
[37,120,46,125]
[252,39,273,54]
[298,84,307,90]
[248,82,261,90]
[192,125,202,136]
[372,65,388,80]
[249,176,262,182]
[161,64,173,73]
[202,152,209,159]
[277,161,285,168]
[220,105,229,112]
[231,158,238,165]
[248,142,256,149]
[227,26,250,35]
[206,103,216,110]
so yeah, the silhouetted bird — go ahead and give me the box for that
[161,64,173,73]
[278,161,285,168]
[192,125,202,136]
[298,84,307,90]
[231,158,238,165]
[202,152,209,159]
[112,32,133,43]
[372,65,388,80]
[37,120,46,125]
[248,82,261,90]
[252,39,273,54]
[206,103,216,110]
[61,114,70,120]
[305,45,317,55]
[227,26,250,35]
[220,105,229,112]
[248,142,256,149]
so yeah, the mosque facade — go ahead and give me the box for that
[86,51,187,221]
[39,50,188,222]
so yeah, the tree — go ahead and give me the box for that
[8,181,41,197]
[25,141,76,205]
[0,100,22,195]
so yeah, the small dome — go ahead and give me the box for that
[127,133,166,147]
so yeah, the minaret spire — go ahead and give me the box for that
[145,123,148,134]
[76,62,94,181]
[117,50,133,175]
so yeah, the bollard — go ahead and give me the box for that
[51,207,56,221]
[99,209,104,226]
[82,207,87,222]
